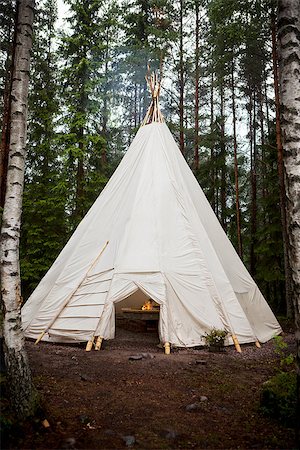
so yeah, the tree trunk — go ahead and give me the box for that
[277,1,300,443]
[194,0,200,171]
[102,38,109,167]
[220,84,227,232]
[0,0,36,418]
[250,90,257,277]
[179,0,185,155]
[231,62,243,259]
[0,6,17,209]
[210,71,216,213]
[263,68,270,138]
[271,11,293,318]
[134,82,138,128]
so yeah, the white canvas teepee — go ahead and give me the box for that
[22,72,282,351]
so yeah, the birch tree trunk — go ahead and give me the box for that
[271,11,293,318]
[0,0,36,418]
[277,0,300,441]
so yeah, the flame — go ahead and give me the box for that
[141,300,154,311]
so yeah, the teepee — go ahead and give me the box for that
[22,70,282,353]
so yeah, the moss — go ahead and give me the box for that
[260,371,296,426]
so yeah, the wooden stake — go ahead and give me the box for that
[255,340,261,348]
[95,336,103,351]
[232,334,242,353]
[164,342,171,355]
[34,240,109,345]
[35,330,45,345]
[86,336,95,352]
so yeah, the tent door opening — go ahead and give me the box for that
[116,288,160,333]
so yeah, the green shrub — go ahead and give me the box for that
[260,371,296,427]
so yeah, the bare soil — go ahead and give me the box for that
[3,321,297,449]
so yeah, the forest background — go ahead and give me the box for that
[0,0,288,317]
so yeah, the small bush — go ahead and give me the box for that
[260,371,296,427]
[204,328,228,346]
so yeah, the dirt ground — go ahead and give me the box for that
[4,320,297,449]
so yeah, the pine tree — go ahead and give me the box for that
[20,0,67,298]
[60,0,108,227]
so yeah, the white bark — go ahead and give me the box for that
[277,0,300,312]
[277,0,300,441]
[0,0,36,417]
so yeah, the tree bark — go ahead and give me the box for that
[210,71,216,213]
[0,4,18,209]
[277,1,300,443]
[271,10,293,318]
[220,84,227,231]
[250,90,257,277]
[0,0,36,418]
[179,0,185,155]
[231,62,243,259]
[194,0,200,171]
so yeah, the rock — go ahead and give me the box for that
[104,429,115,436]
[195,360,207,365]
[62,437,76,449]
[141,353,155,359]
[160,429,178,440]
[200,396,208,402]
[128,355,143,361]
[80,374,89,381]
[122,435,135,447]
[71,355,77,360]
[186,402,203,412]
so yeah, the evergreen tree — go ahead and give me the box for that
[60,0,108,227]
[20,0,67,298]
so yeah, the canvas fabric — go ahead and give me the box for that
[22,123,282,346]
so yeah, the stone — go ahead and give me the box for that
[128,354,143,361]
[141,353,155,359]
[80,374,89,381]
[186,402,202,412]
[195,360,207,365]
[62,437,76,449]
[200,396,208,402]
[160,429,178,440]
[122,435,136,447]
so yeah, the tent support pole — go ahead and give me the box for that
[35,331,46,345]
[95,336,103,351]
[86,336,95,352]
[34,240,109,345]
[232,334,242,353]
[164,342,170,355]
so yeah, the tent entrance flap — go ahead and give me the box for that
[94,273,169,344]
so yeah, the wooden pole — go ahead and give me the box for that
[164,342,170,355]
[95,336,103,351]
[232,334,242,353]
[85,336,95,352]
[35,240,109,345]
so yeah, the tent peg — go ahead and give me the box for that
[255,340,261,348]
[95,336,103,351]
[164,342,171,355]
[86,336,95,352]
[35,331,46,345]
[232,334,242,353]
